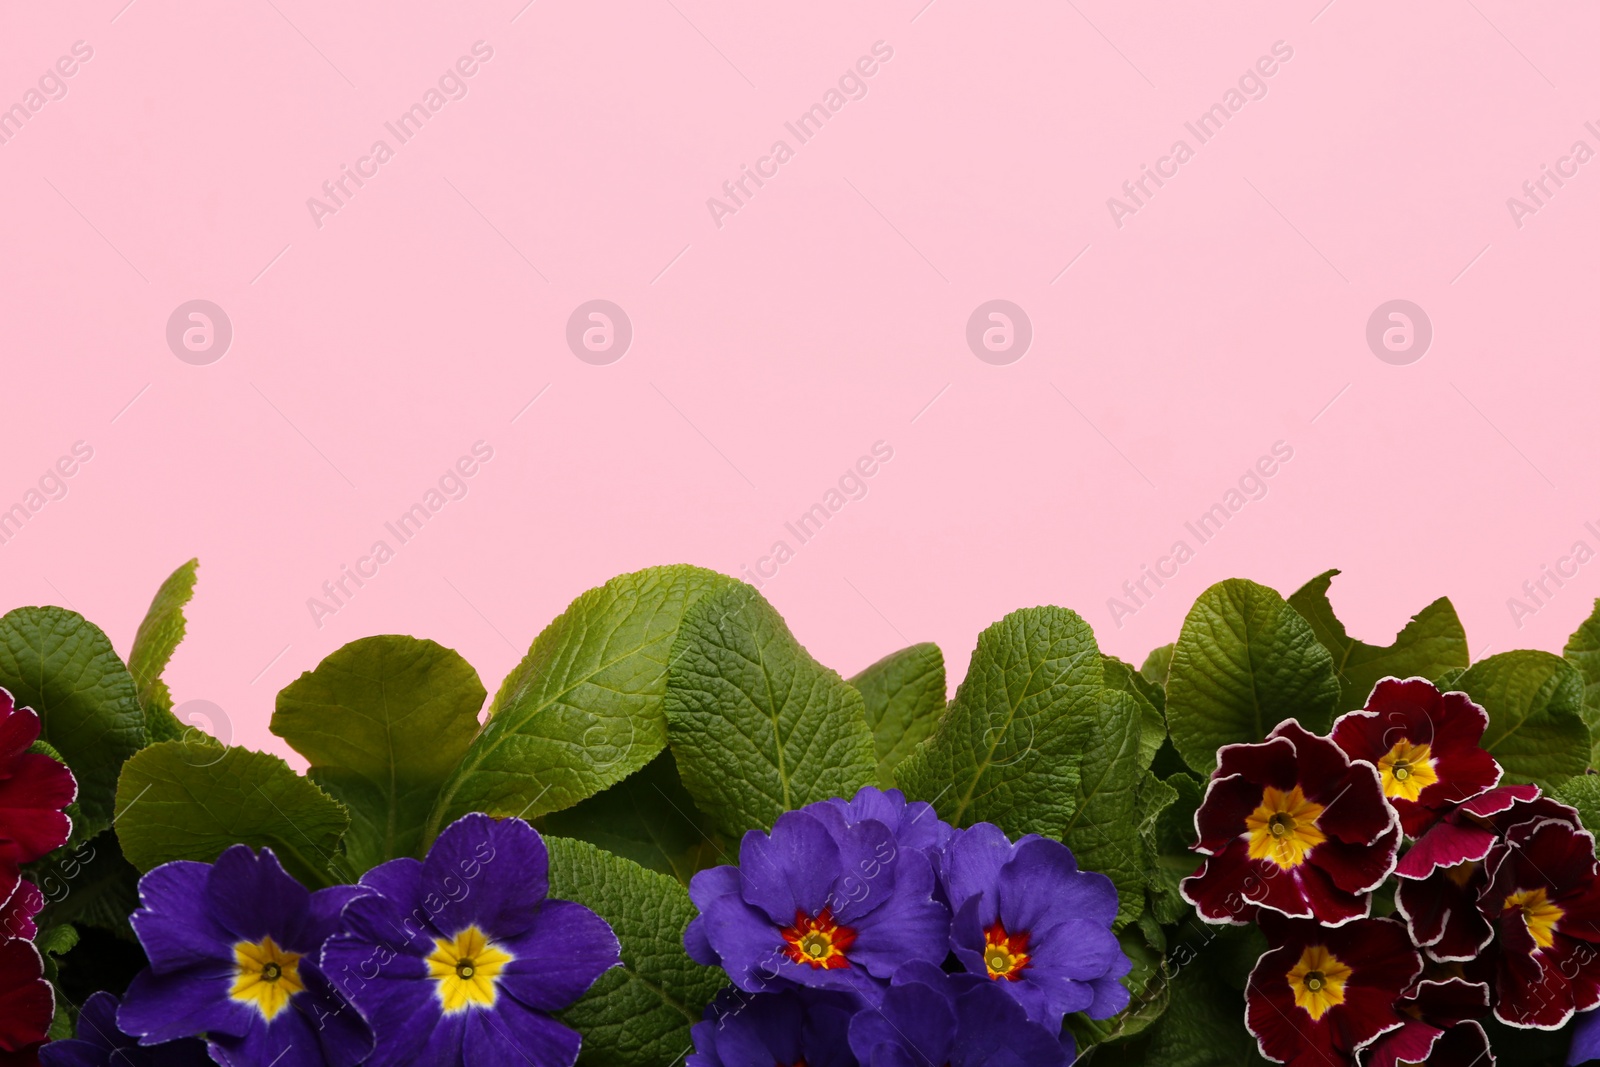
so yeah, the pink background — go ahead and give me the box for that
[3,1,1599,760]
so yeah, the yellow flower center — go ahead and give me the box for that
[1246,785,1327,870]
[1504,888,1564,950]
[1378,740,1438,802]
[1287,944,1352,1021]
[426,925,513,1013]
[982,921,1031,981]
[229,936,304,1021]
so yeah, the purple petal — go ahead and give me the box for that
[359,856,426,913]
[841,850,949,978]
[996,837,1113,935]
[131,862,233,973]
[687,865,740,915]
[498,899,620,1012]
[462,1003,581,1067]
[737,812,840,923]
[826,819,902,926]
[118,964,255,1043]
[684,915,719,966]
[205,846,312,950]
[941,823,1014,917]
[1571,1007,1600,1064]
[425,815,548,940]
[306,884,371,949]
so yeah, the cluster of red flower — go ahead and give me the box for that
[0,688,78,1066]
[1181,678,1600,1066]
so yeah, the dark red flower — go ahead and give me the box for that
[0,937,53,1061]
[0,880,42,942]
[1246,914,1421,1067]
[1360,978,1494,1067]
[1395,788,1579,962]
[1477,817,1600,1029]
[1182,720,1399,926]
[1330,679,1502,837]
[0,687,76,874]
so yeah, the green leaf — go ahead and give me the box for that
[546,836,724,1066]
[114,742,349,888]
[543,750,726,886]
[28,831,141,941]
[1106,655,1167,772]
[1564,600,1600,769]
[1066,924,1169,1050]
[273,636,485,874]
[425,566,734,847]
[1061,690,1150,928]
[1140,643,1175,686]
[665,585,877,836]
[1554,775,1600,849]
[1111,956,1271,1067]
[128,559,200,733]
[847,642,946,788]
[1457,651,1589,790]
[1165,580,1341,775]
[0,607,145,842]
[896,607,1104,837]
[1288,569,1470,713]
[1146,772,1203,925]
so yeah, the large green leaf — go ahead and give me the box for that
[848,642,947,788]
[1553,775,1600,853]
[1108,952,1271,1066]
[1061,689,1153,928]
[127,559,200,740]
[1146,772,1203,924]
[1165,580,1341,775]
[543,750,726,885]
[0,607,146,842]
[424,566,733,847]
[1564,600,1600,769]
[546,836,724,1066]
[1288,569,1470,713]
[273,636,485,873]
[1458,651,1589,790]
[665,585,877,836]
[1106,655,1167,772]
[896,607,1104,837]
[114,742,349,888]
[1140,643,1175,686]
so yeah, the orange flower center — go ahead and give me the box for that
[982,920,1031,981]
[780,908,856,969]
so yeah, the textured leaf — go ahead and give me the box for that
[0,607,145,842]
[1109,958,1271,1067]
[1140,643,1175,686]
[425,566,734,847]
[1458,651,1589,790]
[543,750,726,886]
[1061,690,1152,929]
[896,607,1103,837]
[28,831,141,941]
[273,636,485,873]
[127,559,199,732]
[666,585,877,836]
[1289,569,1470,713]
[547,836,724,1066]
[1146,772,1203,925]
[114,742,349,888]
[1564,600,1600,769]
[847,642,946,788]
[1553,775,1600,854]
[1106,655,1167,772]
[1165,580,1341,775]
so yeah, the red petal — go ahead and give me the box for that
[0,940,52,1050]
[1397,819,1496,880]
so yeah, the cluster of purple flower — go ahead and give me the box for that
[1181,678,1600,1066]
[42,814,619,1067]
[683,788,1132,1066]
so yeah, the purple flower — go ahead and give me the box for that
[1572,1006,1600,1064]
[942,823,1130,1031]
[118,846,372,1067]
[321,814,619,1067]
[812,787,954,859]
[846,961,1075,1066]
[38,992,210,1067]
[686,987,857,1067]
[684,807,950,995]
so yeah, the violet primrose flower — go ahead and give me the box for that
[686,987,858,1067]
[38,992,211,1067]
[117,845,373,1067]
[321,814,619,1067]
[684,806,950,995]
[846,961,1075,1067]
[942,822,1130,1030]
